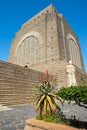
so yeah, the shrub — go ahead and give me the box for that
[57,86,87,105]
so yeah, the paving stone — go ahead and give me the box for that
[58,101,87,121]
[0,104,36,130]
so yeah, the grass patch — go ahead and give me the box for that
[36,111,71,125]
[36,114,43,120]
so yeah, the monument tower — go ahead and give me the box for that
[0,4,87,105]
[9,4,86,87]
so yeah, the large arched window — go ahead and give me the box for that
[68,37,81,69]
[16,36,39,66]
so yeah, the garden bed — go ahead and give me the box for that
[24,118,80,130]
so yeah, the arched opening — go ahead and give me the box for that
[68,36,81,69]
[16,35,39,66]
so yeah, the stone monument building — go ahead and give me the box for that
[9,4,86,87]
[0,4,87,105]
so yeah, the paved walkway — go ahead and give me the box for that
[0,104,36,130]
[59,101,87,122]
[0,102,87,130]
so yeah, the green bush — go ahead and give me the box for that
[57,86,87,104]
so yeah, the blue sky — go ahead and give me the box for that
[0,0,87,71]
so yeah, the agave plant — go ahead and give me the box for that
[36,70,62,116]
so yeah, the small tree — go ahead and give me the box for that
[57,86,87,107]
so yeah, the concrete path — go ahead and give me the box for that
[0,102,87,130]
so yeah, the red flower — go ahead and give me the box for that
[38,74,43,83]
[46,70,49,82]
[38,70,53,83]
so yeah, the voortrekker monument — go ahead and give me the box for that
[0,4,87,105]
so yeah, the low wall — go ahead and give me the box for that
[24,118,79,130]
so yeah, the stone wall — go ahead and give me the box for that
[0,60,43,105]
[75,67,87,86]
[28,59,68,88]
[0,60,68,105]
[0,60,87,105]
